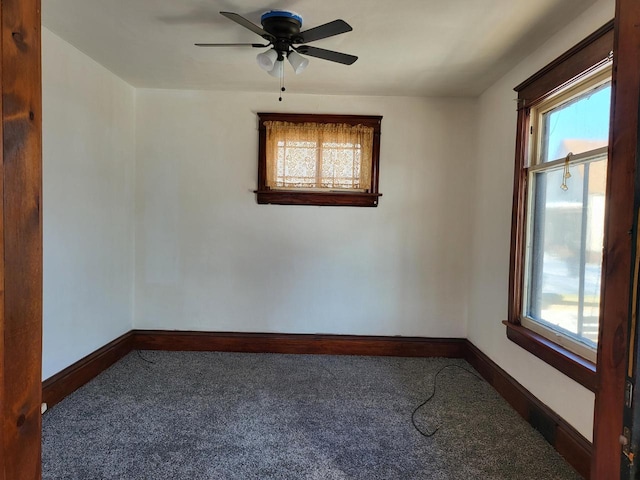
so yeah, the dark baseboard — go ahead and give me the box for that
[42,331,133,409]
[465,340,591,479]
[41,330,591,478]
[131,330,467,357]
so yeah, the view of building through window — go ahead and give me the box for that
[525,81,611,350]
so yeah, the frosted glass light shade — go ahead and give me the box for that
[257,49,278,71]
[288,51,309,75]
[268,60,284,78]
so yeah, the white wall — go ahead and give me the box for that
[467,0,615,441]
[42,28,136,380]
[134,90,476,337]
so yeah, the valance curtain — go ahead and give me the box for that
[264,121,374,190]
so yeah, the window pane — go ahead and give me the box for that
[540,83,611,163]
[274,140,365,189]
[276,140,318,188]
[526,158,607,347]
[321,142,362,189]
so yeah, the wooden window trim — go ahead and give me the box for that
[256,113,382,207]
[507,21,613,390]
[504,322,597,391]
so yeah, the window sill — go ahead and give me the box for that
[256,190,382,207]
[503,321,597,392]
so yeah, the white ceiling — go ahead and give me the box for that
[43,0,598,97]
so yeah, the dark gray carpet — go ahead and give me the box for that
[42,352,581,479]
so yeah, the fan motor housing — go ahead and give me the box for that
[261,10,303,39]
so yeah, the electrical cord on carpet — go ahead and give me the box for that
[136,350,155,364]
[411,364,484,438]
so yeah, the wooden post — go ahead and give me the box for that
[0,0,43,479]
[592,0,640,477]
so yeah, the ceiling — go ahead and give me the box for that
[42,0,598,97]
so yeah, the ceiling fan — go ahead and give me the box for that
[195,10,358,77]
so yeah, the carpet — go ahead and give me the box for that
[42,351,581,479]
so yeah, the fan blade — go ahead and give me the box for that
[295,19,352,44]
[220,12,274,41]
[295,45,357,65]
[195,43,268,47]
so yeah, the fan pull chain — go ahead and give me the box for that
[279,62,286,102]
[561,152,573,191]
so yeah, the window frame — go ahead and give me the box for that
[255,113,382,207]
[507,20,614,392]
[521,68,611,364]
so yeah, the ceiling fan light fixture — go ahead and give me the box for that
[288,51,309,74]
[256,49,278,71]
[268,59,285,78]
[203,10,358,92]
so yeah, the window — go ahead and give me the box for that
[523,70,611,363]
[507,21,613,390]
[256,113,382,206]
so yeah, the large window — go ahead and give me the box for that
[507,21,613,390]
[523,70,611,362]
[256,113,382,207]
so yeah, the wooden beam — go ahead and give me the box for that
[592,0,640,477]
[0,0,43,479]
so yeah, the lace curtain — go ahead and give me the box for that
[264,121,374,191]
